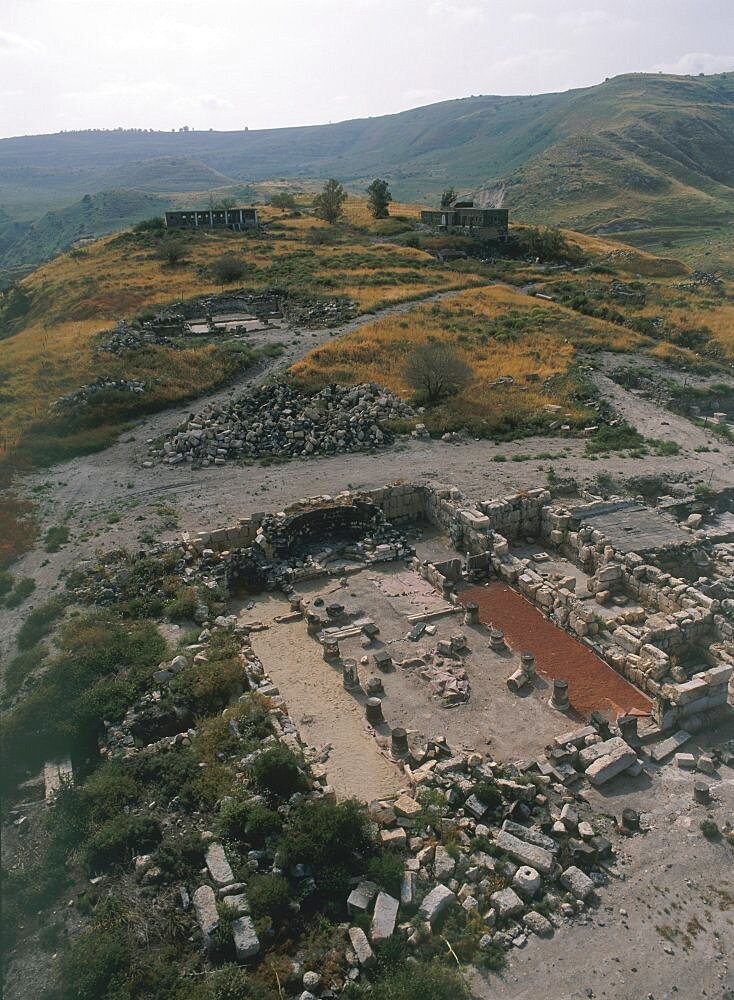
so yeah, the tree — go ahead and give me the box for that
[366,178,392,219]
[155,237,187,265]
[270,192,297,211]
[313,178,347,224]
[210,253,248,285]
[403,340,472,402]
[440,186,457,207]
[218,196,237,211]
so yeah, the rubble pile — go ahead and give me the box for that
[155,382,415,467]
[97,319,173,355]
[52,376,147,409]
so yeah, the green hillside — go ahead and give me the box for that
[1,72,732,275]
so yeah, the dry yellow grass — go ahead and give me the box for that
[290,285,638,435]
[1,203,474,447]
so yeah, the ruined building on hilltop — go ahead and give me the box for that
[165,207,259,230]
[420,199,509,240]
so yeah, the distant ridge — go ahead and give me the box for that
[1,71,732,275]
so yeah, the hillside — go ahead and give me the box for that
[1,72,733,276]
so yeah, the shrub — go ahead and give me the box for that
[700,818,720,840]
[247,873,291,924]
[403,340,472,403]
[17,596,66,649]
[169,657,244,716]
[0,569,14,597]
[5,576,36,608]
[58,928,131,1000]
[472,781,503,811]
[210,254,249,285]
[270,192,297,212]
[366,851,404,896]
[44,524,70,551]
[154,832,205,879]
[82,764,140,822]
[278,798,373,874]
[211,964,279,1000]
[3,647,46,700]
[155,237,187,265]
[163,585,198,621]
[370,958,469,1000]
[133,217,165,233]
[217,797,282,846]
[251,745,305,798]
[313,179,347,224]
[84,814,162,872]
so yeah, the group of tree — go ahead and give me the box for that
[312,176,393,223]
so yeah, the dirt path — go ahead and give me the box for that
[591,370,721,452]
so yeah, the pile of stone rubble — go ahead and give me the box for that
[52,376,147,409]
[154,382,415,467]
[97,320,173,355]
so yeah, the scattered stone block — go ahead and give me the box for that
[193,885,219,947]
[434,844,456,880]
[495,829,554,875]
[523,911,554,937]
[380,827,407,849]
[560,865,594,901]
[585,741,637,786]
[419,885,457,925]
[348,926,376,968]
[401,871,417,908]
[675,753,696,771]
[490,887,524,918]
[393,794,421,819]
[232,915,260,961]
[650,730,692,763]
[205,842,235,885]
[370,891,399,944]
[347,881,379,915]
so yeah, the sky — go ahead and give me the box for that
[1,0,733,138]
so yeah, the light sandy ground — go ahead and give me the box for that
[249,593,403,802]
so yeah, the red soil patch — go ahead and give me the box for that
[460,583,651,721]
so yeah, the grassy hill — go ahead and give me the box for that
[1,72,732,275]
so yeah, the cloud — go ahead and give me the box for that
[650,52,734,75]
[196,95,234,112]
[0,27,44,54]
[428,1,486,25]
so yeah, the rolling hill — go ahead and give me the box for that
[1,72,732,276]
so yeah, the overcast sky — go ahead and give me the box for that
[1,0,733,138]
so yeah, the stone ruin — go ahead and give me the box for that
[187,482,733,741]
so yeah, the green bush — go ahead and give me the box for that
[163,585,198,621]
[585,423,646,455]
[2,646,46,700]
[154,832,205,880]
[83,764,140,822]
[84,814,162,872]
[17,596,66,649]
[472,781,503,811]
[169,657,244,716]
[217,798,282,846]
[251,746,305,798]
[278,798,374,875]
[58,928,131,1000]
[370,958,469,1000]
[210,254,249,284]
[247,873,291,925]
[700,818,720,840]
[366,850,405,896]
[5,576,36,608]
[0,569,14,597]
[44,524,70,551]
[210,964,279,1000]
